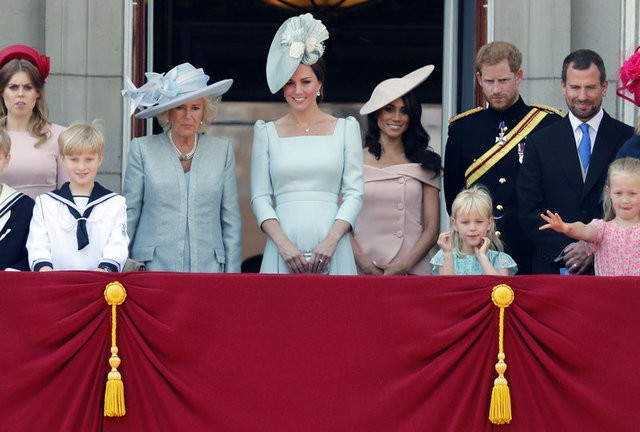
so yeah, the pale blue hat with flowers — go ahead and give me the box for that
[122,62,233,119]
[266,13,329,94]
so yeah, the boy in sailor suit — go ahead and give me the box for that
[0,129,34,270]
[26,122,128,271]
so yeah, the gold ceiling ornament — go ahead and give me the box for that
[262,0,372,12]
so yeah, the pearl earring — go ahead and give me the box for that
[316,89,321,97]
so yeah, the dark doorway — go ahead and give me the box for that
[153,0,444,104]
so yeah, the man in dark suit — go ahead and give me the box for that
[518,49,634,274]
[444,41,562,274]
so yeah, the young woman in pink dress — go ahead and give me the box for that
[540,157,640,276]
[0,45,68,198]
[350,66,442,275]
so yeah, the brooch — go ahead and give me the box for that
[495,121,508,146]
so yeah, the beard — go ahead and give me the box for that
[486,92,518,112]
[567,99,602,121]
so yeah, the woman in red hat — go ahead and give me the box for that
[0,45,68,198]
[615,46,640,159]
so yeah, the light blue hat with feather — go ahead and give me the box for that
[122,62,233,119]
[266,13,329,94]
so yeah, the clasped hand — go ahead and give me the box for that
[280,244,331,274]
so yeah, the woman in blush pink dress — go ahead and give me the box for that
[0,45,68,198]
[350,65,442,275]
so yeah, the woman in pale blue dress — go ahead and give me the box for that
[251,14,364,274]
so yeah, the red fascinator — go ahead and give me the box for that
[617,46,640,107]
[0,44,51,82]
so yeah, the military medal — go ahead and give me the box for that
[495,121,508,146]
[517,142,525,164]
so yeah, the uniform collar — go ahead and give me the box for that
[486,96,528,123]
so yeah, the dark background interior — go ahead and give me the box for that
[153,0,444,104]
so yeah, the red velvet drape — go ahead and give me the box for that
[1,272,639,431]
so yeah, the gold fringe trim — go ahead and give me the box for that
[104,281,127,417]
[489,284,514,425]
[448,106,484,123]
[530,103,564,117]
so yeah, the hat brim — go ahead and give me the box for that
[359,65,435,115]
[266,21,298,94]
[134,79,233,119]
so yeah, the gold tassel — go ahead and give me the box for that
[489,284,514,425]
[104,281,127,417]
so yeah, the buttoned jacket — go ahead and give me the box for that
[123,133,241,272]
[518,112,634,273]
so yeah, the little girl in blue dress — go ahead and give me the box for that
[431,185,517,275]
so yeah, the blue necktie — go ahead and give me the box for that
[578,123,591,171]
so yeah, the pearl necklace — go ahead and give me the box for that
[168,132,198,161]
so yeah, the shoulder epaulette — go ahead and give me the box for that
[531,103,564,117]
[448,107,484,124]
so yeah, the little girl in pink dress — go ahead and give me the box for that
[540,157,640,276]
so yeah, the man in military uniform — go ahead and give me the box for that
[443,41,563,274]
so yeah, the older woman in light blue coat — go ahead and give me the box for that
[122,63,241,272]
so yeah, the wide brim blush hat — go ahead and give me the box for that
[266,13,329,94]
[360,65,435,115]
[617,46,640,107]
[122,62,233,119]
[0,44,50,82]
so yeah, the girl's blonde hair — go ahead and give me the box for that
[58,121,105,156]
[603,157,640,221]
[156,95,219,133]
[450,184,504,254]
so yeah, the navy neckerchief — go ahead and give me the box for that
[47,182,117,250]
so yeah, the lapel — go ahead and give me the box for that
[582,112,618,197]
[189,135,221,196]
[0,185,23,234]
[187,134,211,200]
[160,133,189,198]
[0,185,23,218]
[555,117,584,191]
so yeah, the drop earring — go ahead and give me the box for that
[316,89,321,97]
